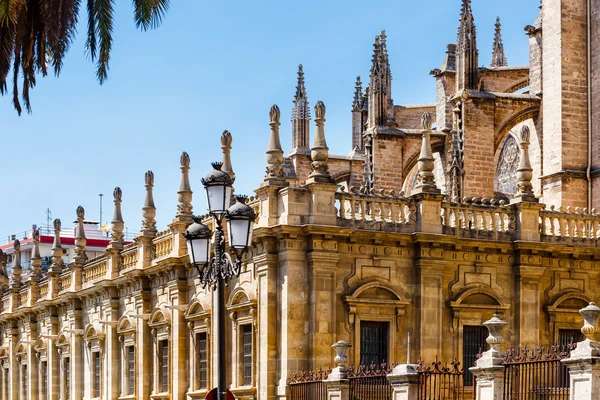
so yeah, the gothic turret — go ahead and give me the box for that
[367,31,395,128]
[291,64,310,153]
[456,0,479,91]
[491,17,507,68]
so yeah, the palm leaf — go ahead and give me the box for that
[94,0,113,83]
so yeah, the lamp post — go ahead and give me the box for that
[184,162,256,400]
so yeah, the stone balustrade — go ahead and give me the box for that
[120,242,139,271]
[38,279,48,300]
[153,229,174,260]
[441,197,516,241]
[2,180,600,315]
[82,255,108,286]
[540,205,600,242]
[335,190,416,228]
[58,271,72,293]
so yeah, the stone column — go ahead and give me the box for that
[324,341,351,400]
[562,303,600,400]
[386,364,420,400]
[470,314,507,400]
[255,249,279,400]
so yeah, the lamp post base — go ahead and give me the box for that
[205,388,236,400]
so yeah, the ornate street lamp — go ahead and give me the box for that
[184,161,256,400]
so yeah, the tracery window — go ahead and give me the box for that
[494,135,520,197]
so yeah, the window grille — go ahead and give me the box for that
[242,325,252,386]
[93,352,101,397]
[127,346,135,395]
[160,340,169,393]
[64,358,71,400]
[462,325,487,386]
[22,364,28,400]
[360,321,389,366]
[558,329,584,349]
[41,361,48,400]
[196,333,208,389]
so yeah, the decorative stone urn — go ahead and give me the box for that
[328,340,352,380]
[580,302,600,342]
[476,314,507,368]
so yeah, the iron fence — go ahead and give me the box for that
[287,368,329,400]
[417,357,465,400]
[348,362,394,400]
[502,344,573,400]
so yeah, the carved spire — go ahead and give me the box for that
[74,205,88,264]
[265,104,285,181]
[368,30,395,128]
[50,218,65,273]
[513,125,537,202]
[221,131,235,180]
[175,152,193,222]
[456,0,479,91]
[352,76,367,152]
[414,113,440,194]
[30,228,43,280]
[291,64,311,153]
[308,101,332,182]
[141,171,158,236]
[10,239,22,287]
[491,17,507,68]
[110,187,125,247]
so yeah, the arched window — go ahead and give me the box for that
[494,135,520,197]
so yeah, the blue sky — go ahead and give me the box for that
[0,0,539,238]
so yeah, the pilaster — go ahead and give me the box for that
[254,248,279,400]
[168,266,189,400]
[27,319,38,400]
[102,288,120,400]
[306,250,340,369]
[415,259,445,361]
[134,279,152,400]
[514,263,545,346]
[276,234,309,399]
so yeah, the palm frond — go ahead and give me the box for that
[133,0,169,31]
[85,0,96,60]
[94,0,113,83]
[0,26,15,93]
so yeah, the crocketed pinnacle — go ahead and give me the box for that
[352,76,363,111]
[294,64,308,101]
[491,17,508,67]
[292,64,310,151]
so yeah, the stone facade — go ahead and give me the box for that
[0,1,599,400]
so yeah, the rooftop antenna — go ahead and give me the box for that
[45,208,52,233]
[99,193,104,226]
